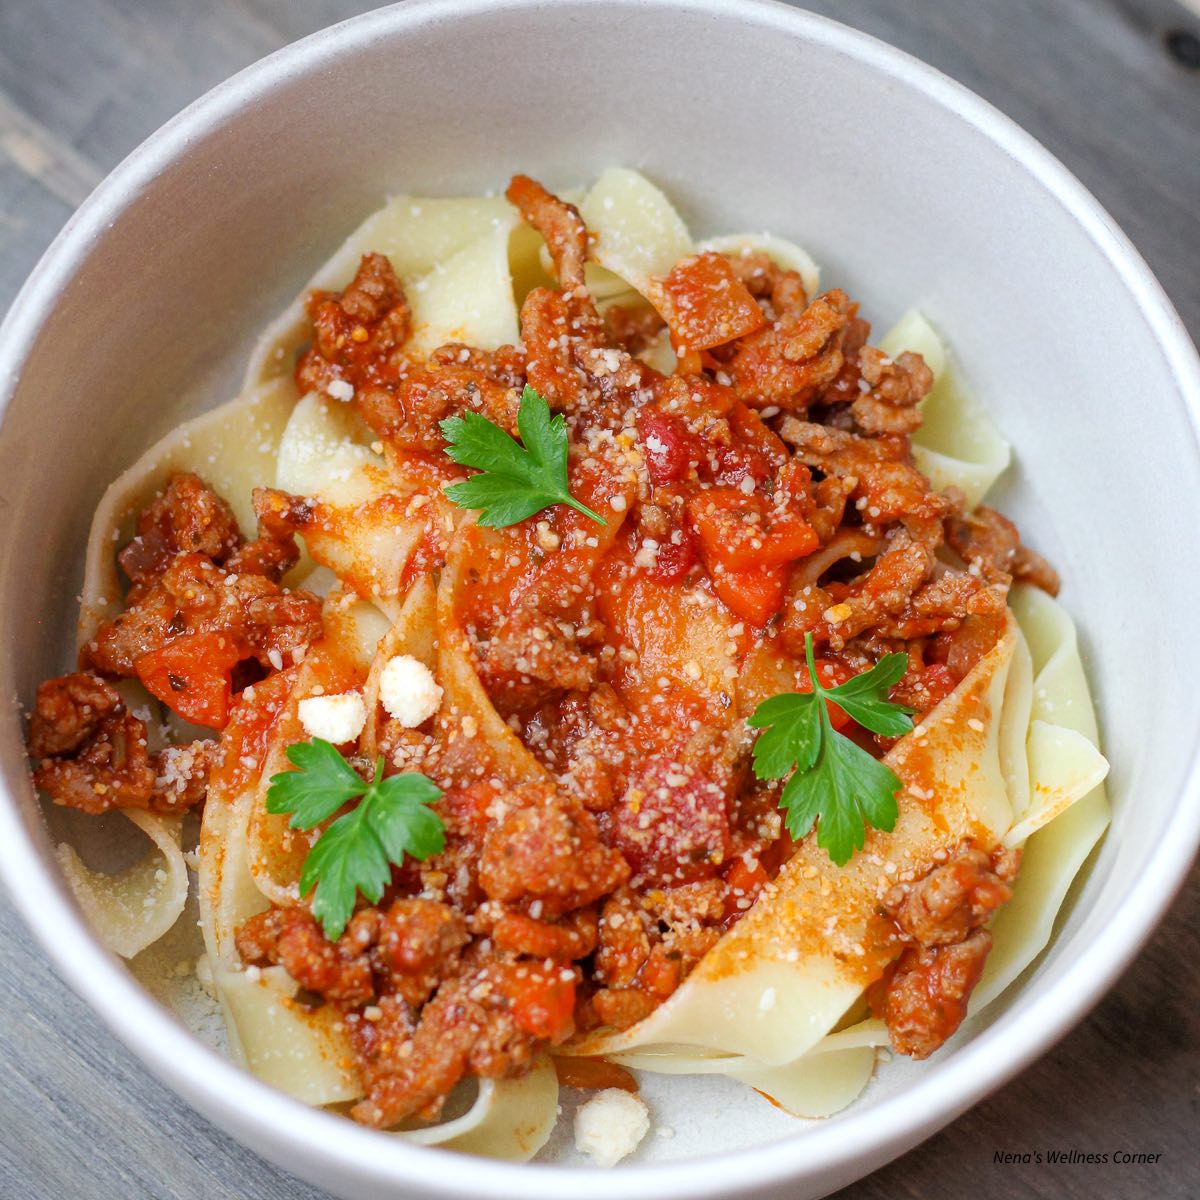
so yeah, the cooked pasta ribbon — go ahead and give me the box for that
[55,809,189,960]
[881,310,1012,508]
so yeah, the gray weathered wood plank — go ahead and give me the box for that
[0,1,1197,1197]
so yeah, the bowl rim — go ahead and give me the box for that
[1,0,1199,1196]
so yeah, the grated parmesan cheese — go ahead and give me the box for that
[379,655,443,728]
[326,379,355,402]
[573,1089,650,1167]
[298,691,367,744]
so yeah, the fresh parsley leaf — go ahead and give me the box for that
[748,634,912,866]
[747,691,822,780]
[440,385,606,528]
[779,716,902,863]
[365,774,445,864]
[299,811,391,939]
[267,741,445,940]
[824,652,914,738]
[266,738,369,827]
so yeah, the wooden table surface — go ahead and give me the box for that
[1,1,1198,1197]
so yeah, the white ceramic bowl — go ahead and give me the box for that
[1,2,1198,1197]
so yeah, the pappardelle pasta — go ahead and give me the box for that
[25,169,1109,1163]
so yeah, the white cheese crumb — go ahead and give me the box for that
[535,520,561,552]
[633,539,659,570]
[326,379,355,402]
[573,1089,650,1167]
[379,655,443,728]
[298,691,367,744]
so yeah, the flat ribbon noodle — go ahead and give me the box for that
[275,394,454,621]
[972,584,1110,1011]
[699,232,821,303]
[581,591,1106,1115]
[881,310,1012,508]
[61,380,295,957]
[56,809,188,960]
[361,575,438,763]
[579,167,694,304]
[397,1055,559,1161]
[435,533,557,786]
[407,212,519,355]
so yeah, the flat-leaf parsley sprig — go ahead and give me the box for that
[266,738,445,940]
[440,385,606,528]
[748,635,914,867]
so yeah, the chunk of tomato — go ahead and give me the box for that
[613,758,732,886]
[657,251,765,352]
[647,523,699,585]
[722,852,770,920]
[135,631,247,730]
[728,402,789,468]
[636,408,702,486]
[712,565,788,627]
[688,488,819,574]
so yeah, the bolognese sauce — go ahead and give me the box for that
[27,174,1061,1127]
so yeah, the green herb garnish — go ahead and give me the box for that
[439,385,606,528]
[266,739,444,940]
[748,634,913,866]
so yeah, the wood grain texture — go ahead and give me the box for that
[0,1,1197,1197]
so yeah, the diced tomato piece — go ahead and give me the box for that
[715,404,790,489]
[688,490,761,572]
[713,442,772,490]
[918,663,957,706]
[436,781,499,841]
[657,252,765,352]
[613,759,732,885]
[689,488,819,574]
[135,631,248,729]
[647,523,699,584]
[724,852,769,893]
[712,564,788,627]
[897,663,957,714]
[816,659,852,688]
[636,408,702,485]
[728,402,788,468]
[506,964,577,1041]
[723,852,770,920]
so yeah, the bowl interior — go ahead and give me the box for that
[1,2,1198,1198]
